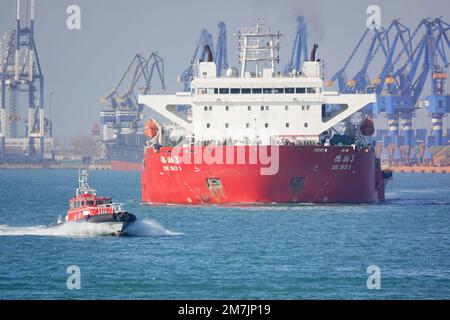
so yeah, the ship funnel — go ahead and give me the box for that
[310,44,318,62]
[204,45,213,62]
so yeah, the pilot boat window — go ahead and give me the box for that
[86,200,94,206]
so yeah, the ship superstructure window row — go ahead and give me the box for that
[202,105,313,111]
[198,87,319,95]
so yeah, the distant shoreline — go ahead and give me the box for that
[389,166,450,174]
[0,163,111,170]
[1,163,449,173]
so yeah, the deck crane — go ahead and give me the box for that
[100,52,165,138]
[284,16,308,75]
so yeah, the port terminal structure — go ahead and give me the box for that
[0,0,54,164]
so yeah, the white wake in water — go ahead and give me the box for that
[124,219,183,237]
[0,219,181,237]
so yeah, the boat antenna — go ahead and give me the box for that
[76,169,96,196]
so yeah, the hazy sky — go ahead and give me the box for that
[0,0,449,141]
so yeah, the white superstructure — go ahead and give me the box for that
[139,22,376,146]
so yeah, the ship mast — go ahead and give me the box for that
[235,19,281,77]
[76,169,96,196]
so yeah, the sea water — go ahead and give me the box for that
[0,170,449,299]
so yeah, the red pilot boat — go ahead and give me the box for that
[56,170,136,236]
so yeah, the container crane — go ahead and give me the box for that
[100,52,165,140]
[425,18,450,146]
[0,0,51,163]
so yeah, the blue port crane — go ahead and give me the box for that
[376,18,450,147]
[215,22,228,77]
[425,18,450,146]
[284,16,308,75]
[180,28,215,92]
[327,24,389,94]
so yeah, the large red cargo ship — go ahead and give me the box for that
[138,22,392,205]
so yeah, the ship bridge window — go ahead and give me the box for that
[252,88,262,94]
[274,88,284,94]
[304,122,308,128]
[204,106,208,111]
[86,200,94,206]
[198,88,207,95]
[242,88,251,94]
[285,87,295,94]
[225,106,230,111]
[206,123,211,128]
[214,88,219,94]
[263,88,273,94]
[296,88,306,94]
[247,106,251,111]
[230,88,240,94]
[285,105,289,111]
[219,88,229,94]
[207,88,215,94]
[225,123,229,128]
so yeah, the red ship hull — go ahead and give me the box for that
[141,145,387,204]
